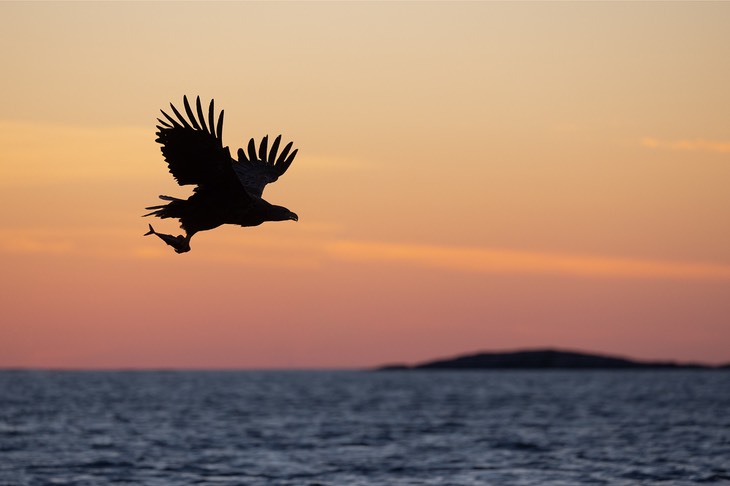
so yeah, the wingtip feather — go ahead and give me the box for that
[160,109,181,127]
[279,148,298,175]
[237,147,249,163]
[208,99,216,138]
[276,141,293,165]
[247,138,257,162]
[169,102,191,129]
[183,96,200,130]
[216,110,224,143]
[259,136,269,163]
[269,135,282,164]
[196,96,209,133]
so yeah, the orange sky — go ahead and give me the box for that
[1,2,729,368]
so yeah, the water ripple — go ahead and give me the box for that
[0,370,728,485]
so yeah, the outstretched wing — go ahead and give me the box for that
[233,134,298,197]
[156,96,242,193]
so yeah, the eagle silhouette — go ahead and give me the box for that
[144,96,299,253]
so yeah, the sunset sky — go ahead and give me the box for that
[1,2,729,368]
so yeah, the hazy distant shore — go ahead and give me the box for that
[378,348,730,371]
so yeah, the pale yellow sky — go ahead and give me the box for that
[1,2,729,367]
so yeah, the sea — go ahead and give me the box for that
[0,370,728,485]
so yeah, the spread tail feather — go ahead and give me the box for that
[144,195,186,218]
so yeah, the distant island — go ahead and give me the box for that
[377,349,728,370]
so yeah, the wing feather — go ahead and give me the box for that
[208,99,216,138]
[195,96,208,133]
[269,135,281,165]
[247,138,257,162]
[232,133,298,197]
[155,96,243,196]
[278,148,298,174]
[259,136,268,163]
[237,147,249,164]
[216,109,224,142]
[183,97,200,130]
[276,141,293,165]
[160,109,181,128]
[169,103,192,129]
[155,96,297,199]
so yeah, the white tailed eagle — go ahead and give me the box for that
[144,96,298,253]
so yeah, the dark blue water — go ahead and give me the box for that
[1,370,728,485]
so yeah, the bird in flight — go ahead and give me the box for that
[144,96,299,253]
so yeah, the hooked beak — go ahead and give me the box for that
[290,212,299,222]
